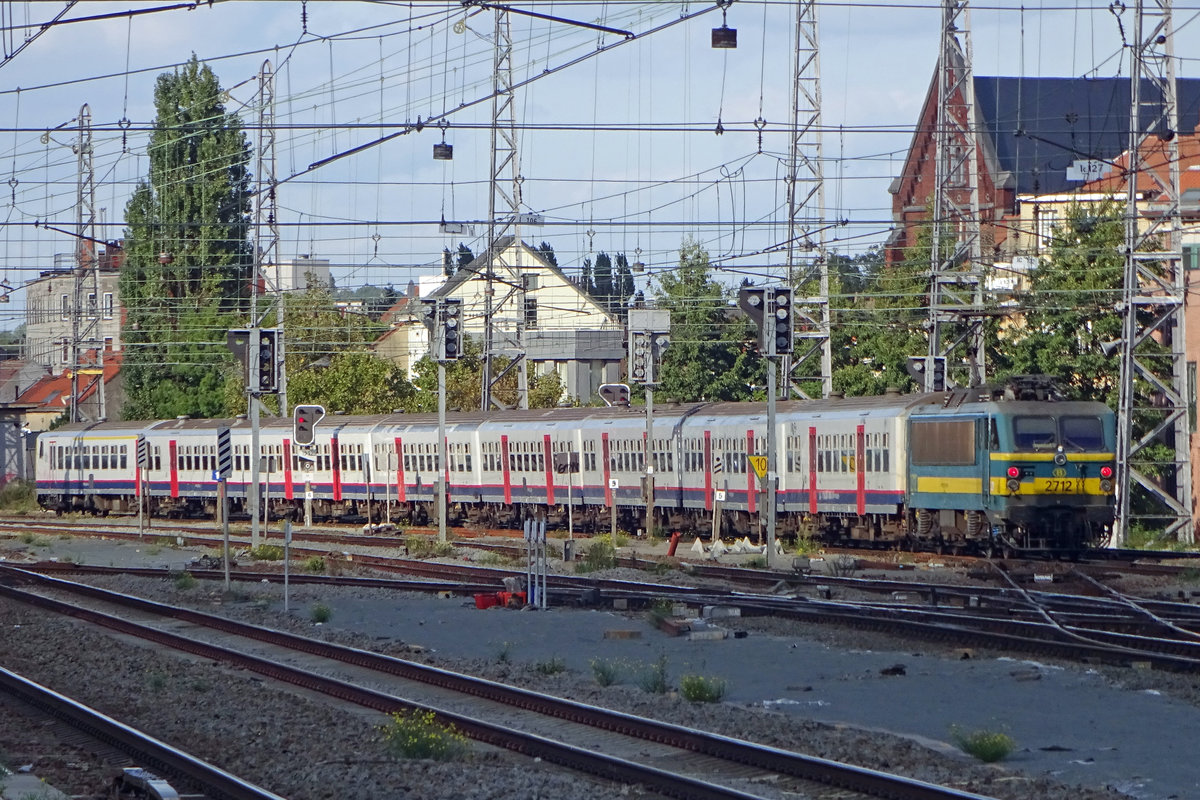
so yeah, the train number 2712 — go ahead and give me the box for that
[1044,479,1083,493]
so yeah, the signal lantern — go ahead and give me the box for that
[293,404,325,446]
[769,287,794,355]
[442,298,463,361]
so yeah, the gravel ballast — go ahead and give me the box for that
[2,535,1199,799]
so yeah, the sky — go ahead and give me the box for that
[0,0,1196,331]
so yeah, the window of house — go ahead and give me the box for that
[103,292,114,319]
[524,298,538,328]
[60,294,69,319]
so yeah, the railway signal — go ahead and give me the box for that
[421,297,464,362]
[293,404,325,446]
[739,286,793,357]
[599,383,631,407]
[256,329,279,393]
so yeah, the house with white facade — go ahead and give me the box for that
[377,238,625,402]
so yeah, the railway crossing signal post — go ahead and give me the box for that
[422,298,464,544]
[740,286,795,567]
[228,327,285,547]
[628,309,671,541]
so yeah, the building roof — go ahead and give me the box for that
[973,76,1200,197]
[428,236,617,323]
[17,351,123,413]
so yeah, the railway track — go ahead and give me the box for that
[0,664,286,800]
[0,564,997,800]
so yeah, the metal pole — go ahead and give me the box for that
[221,478,230,591]
[610,483,618,550]
[304,477,312,528]
[283,520,291,614]
[567,457,574,540]
[767,360,778,567]
[250,396,261,547]
[438,360,448,544]
[645,385,654,538]
[137,464,144,539]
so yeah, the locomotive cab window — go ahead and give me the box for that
[1013,416,1056,450]
[1062,416,1105,451]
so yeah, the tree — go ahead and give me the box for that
[829,243,926,396]
[614,253,635,317]
[652,240,764,402]
[995,201,1125,404]
[120,55,251,420]
[593,252,614,309]
[536,241,558,267]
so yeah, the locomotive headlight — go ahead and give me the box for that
[1100,479,1113,493]
[1099,465,1114,479]
[1006,479,1020,492]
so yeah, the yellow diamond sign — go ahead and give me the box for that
[747,454,768,479]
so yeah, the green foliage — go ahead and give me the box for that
[120,55,252,420]
[995,201,1125,405]
[590,658,623,686]
[173,571,197,590]
[829,243,926,396]
[679,674,727,703]
[379,709,469,761]
[310,603,332,623]
[405,537,455,558]
[249,544,284,561]
[652,240,766,402]
[645,598,674,626]
[493,641,513,664]
[409,337,565,412]
[145,670,169,691]
[743,556,768,569]
[533,657,567,675]
[0,480,39,514]
[576,540,617,573]
[303,556,326,573]
[950,726,1016,763]
[639,653,670,694]
[477,551,517,567]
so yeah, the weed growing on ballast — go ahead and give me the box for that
[950,726,1015,762]
[379,710,469,761]
[679,674,727,703]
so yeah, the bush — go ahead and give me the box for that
[310,603,332,623]
[639,653,669,694]
[0,480,40,514]
[950,726,1015,763]
[249,544,284,561]
[533,657,566,675]
[303,556,326,573]
[406,536,455,558]
[590,658,623,686]
[477,551,517,567]
[379,709,470,761]
[173,571,197,590]
[576,540,616,574]
[679,674,726,703]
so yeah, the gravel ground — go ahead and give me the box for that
[3,533,1200,799]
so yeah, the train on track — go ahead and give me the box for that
[34,376,1116,554]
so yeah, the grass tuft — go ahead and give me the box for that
[310,603,332,623]
[0,480,40,514]
[173,571,197,590]
[638,653,669,694]
[950,726,1016,763]
[303,556,326,573]
[679,674,726,702]
[249,543,284,561]
[533,657,566,675]
[576,540,616,574]
[590,658,623,686]
[379,709,470,761]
